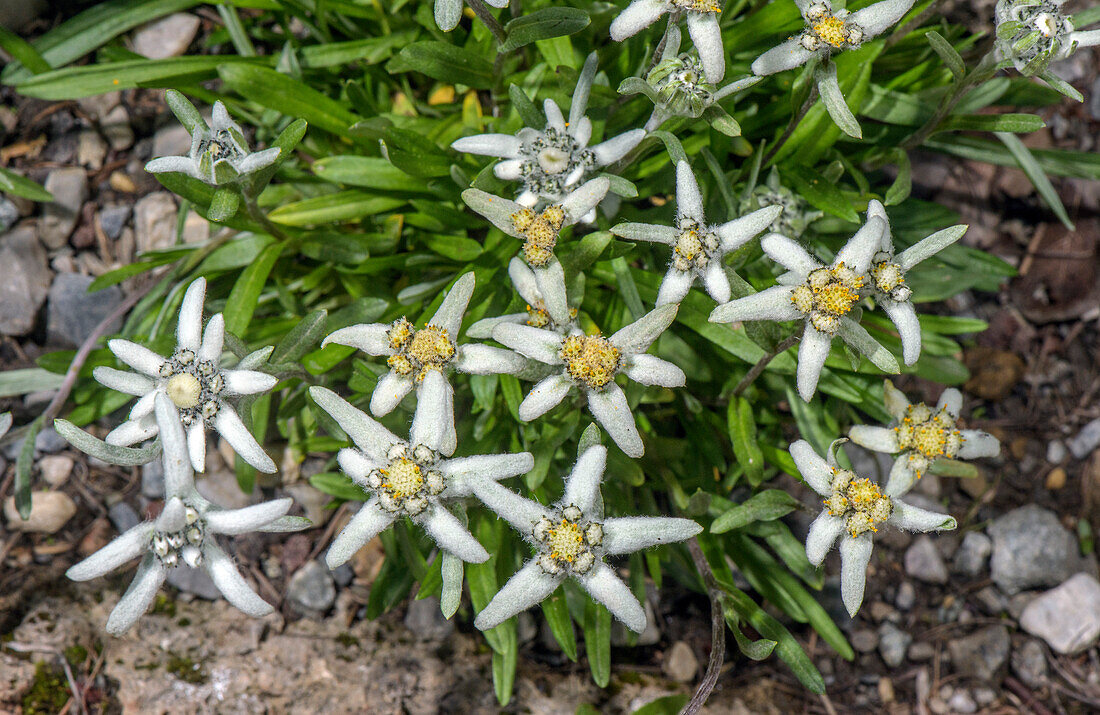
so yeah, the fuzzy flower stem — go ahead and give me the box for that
[901,42,997,151]
[733,331,802,397]
[645,15,679,76]
[684,537,726,715]
[763,84,819,166]
[242,191,293,243]
[467,0,508,44]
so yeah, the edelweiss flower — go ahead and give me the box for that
[462,178,609,330]
[709,217,897,402]
[309,387,534,568]
[611,161,782,305]
[609,0,726,84]
[145,91,279,186]
[67,395,302,635]
[995,0,1100,78]
[434,0,508,32]
[95,278,278,473]
[493,305,684,457]
[322,273,525,457]
[467,257,579,339]
[738,167,823,241]
[863,200,966,366]
[452,53,643,209]
[472,444,702,632]
[792,438,956,616]
[848,381,1000,496]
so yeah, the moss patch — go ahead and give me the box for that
[165,655,208,685]
[22,663,70,715]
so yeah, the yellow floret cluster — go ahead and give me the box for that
[512,205,566,268]
[825,468,892,538]
[559,334,622,389]
[386,319,456,382]
[790,263,864,334]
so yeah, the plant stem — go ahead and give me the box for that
[763,83,818,166]
[733,331,801,397]
[900,46,997,151]
[684,538,727,715]
[467,0,507,45]
[243,192,293,242]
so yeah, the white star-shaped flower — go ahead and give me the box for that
[95,277,278,473]
[848,381,1001,497]
[792,437,955,616]
[309,386,534,568]
[67,394,305,635]
[609,0,727,84]
[472,444,702,632]
[452,53,644,210]
[612,161,782,306]
[493,305,684,457]
[709,217,897,402]
[863,200,966,366]
[322,273,526,457]
[145,92,279,186]
[467,256,579,340]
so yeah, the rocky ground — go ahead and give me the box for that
[2,6,1100,715]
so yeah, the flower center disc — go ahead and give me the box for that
[791,264,863,334]
[387,320,456,381]
[537,147,570,174]
[547,519,585,562]
[166,373,202,409]
[895,405,962,461]
[512,206,566,268]
[825,470,892,537]
[813,15,848,47]
[382,457,423,499]
[560,334,621,389]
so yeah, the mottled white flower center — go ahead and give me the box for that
[520,128,595,201]
[167,373,202,409]
[559,334,621,390]
[669,0,720,14]
[1034,12,1058,37]
[648,55,714,117]
[386,318,456,382]
[999,1,1073,73]
[789,263,864,334]
[534,505,602,575]
[823,469,892,538]
[511,205,565,268]
[367,444,445,515]
[151,504,205,568]
[800,2,863,51]
[537,147,570,175]
[158,349,225,426]
[894,404,962,475]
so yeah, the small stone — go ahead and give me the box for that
[39,168,88,249]
[0,225,51,336]
[34,427,67,454]
[947,691,977,714]
[988,504,1084,594]
[1045,467,1067,490]
[78,517,113,556]
[167,564,222,600]
[878,623,911,668]
[182,212,210,244]
[662,641,698,683]
[1020,573,1100,654]
[3,491,77,533]
[131,13,201,59]
[108,171,137,193]
[141,460,165,498]
[133,192,178,254]
[957,469,989,500]
[98,204,131,241]
[952,532,992,577]
[108,501,141,533]
[287,560,336,619]
[77,91,121,120]
[76,129,107,169]
[850,629,879,653]
[0,196,18,233]
[947,626,1010,682]
[284,483,328,527]
[1047,440,1067,464]
[38,455,73,487]
[331,563,353,588]
[972,586,1006,616]
[895,581,916,611]
[905,535,949,584]
[1011,639,1048,688]
[101,105,134,151]
[403,596,454,641]
[1068,418,1100,460]
[46,273,124,348]
[1007,592,1038,621]
[869,601,898,623]
[908,642,935,661]
[152,122,193,159]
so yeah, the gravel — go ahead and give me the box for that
[1019,573,1100,654]
[46,272,124,347]
[988,504,1084,594]
[947,625,1010,682]
[287,560,336,619]
[904,535,949,584]
[0,225,52,336]
[39,167,87,249]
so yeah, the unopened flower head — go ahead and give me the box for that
[848,381,1001,495]
[738,167,823,240]
[792,438,955,616]
[612,161,782,306]
[472,444,702,633]
[467,257,580,340]
[145,91,279,186]
[94,278,278,474]
[66,394,306,635]
[493,305,685,457]
[993,0,1097,76]
[309,387,534,568]
[452,54,644,209]
[610,0,727,84]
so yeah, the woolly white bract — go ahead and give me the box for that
[309,386,535,568]
[66,394,305,635]
[467,257,580,339]
[612,161,782,306]
[792,437,955,617]
[472,444,702,632]
[94,277,278,473]
[144,92,279,186]
[609,0,727,84]
[848,381,1001,496]
[493,304,685,457]
[708,217,898,402]
[452,53,643,210]
[322,272,526,457]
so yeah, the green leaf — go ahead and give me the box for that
[440,551,464,620]
[726,397,765,487]
[271,309,328,363]
[0,24,51,75]
[224,240,283,336]
[783,163,859,223]
[995,131,1074,229]
[0,167,54,202]
[926,30,965,80]
[540,588,578,661]
[309,472,369,501]
[492,648,517,706]
[0,368,65,398]
[583,599,612,688]
[501,8,590,52]
[313,156,426,192]
[208,187,240,222]
[386,42,493,89]
[14,416,44,519]
[632,695,691,714]
[268,193,404,226]
[712,490,800,534]
[218,63,360,136]
[884,148,912,206]
[164,89,205,135]
[940,113,1045,134]
[508,84,543,128]
[250,118,308,189]
[54,419,162,466]
[17,56,261,100]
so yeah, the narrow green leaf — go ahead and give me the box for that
[219,63,360,136]
[17,56,261,100]
[271,309,328,363]
[313,156,426,192]
[884,148,912,206]
[0,368,65,398]
[208,187,240,222]
[309,472,370,501]
[54,419,162,466]
[540,588,578,661]
[712,489,801,534]
[508,84,543,128]
[941,113,1045,134]
[995,131,1074,229]
[386,42,493,88]
[726,397,765,487]
[224,241,283,336]
[926,30,965,79]
[14,417,44,519]
[501,8,590,52]
[0,25,51,74]
[0,167,54,202]
[583,599,612,688]
[268,193,404,226]
[783,164,859,223]
[440,551,464,619]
